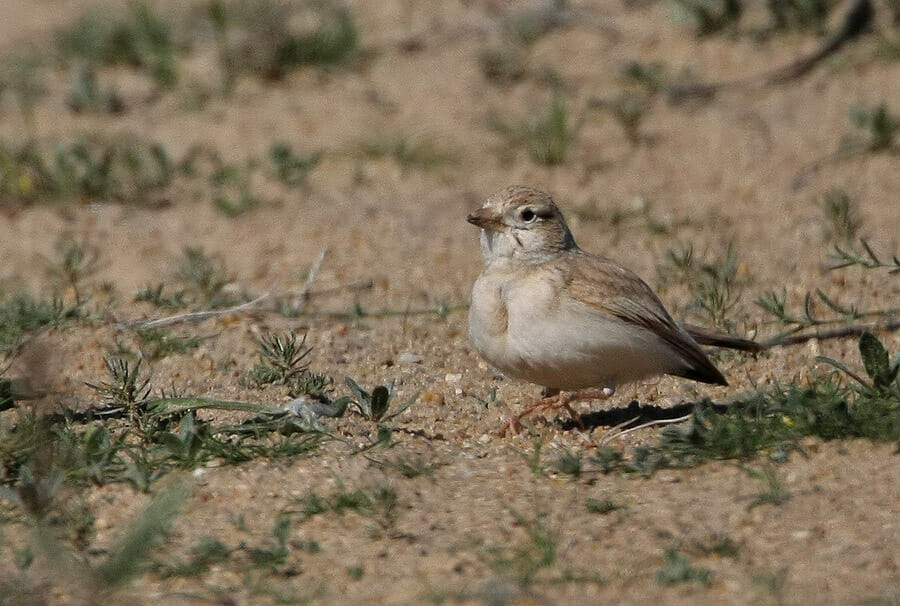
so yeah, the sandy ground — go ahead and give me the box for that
[0,1,898,604]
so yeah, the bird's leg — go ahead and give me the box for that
[495,391,560,436]
[495,387,615,436]
[554,391,585,430]
[554,387,615,429]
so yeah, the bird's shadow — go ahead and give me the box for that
[559,399,730,432]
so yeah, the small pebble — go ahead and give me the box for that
[397,352,424,364]
[421,390,445,405]
[192,468,208,485]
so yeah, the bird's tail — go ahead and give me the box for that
[683,324,764,353]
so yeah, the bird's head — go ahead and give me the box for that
[467,185,577,264]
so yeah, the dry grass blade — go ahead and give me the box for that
[595,413,693,447]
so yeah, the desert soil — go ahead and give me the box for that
[0,1,898,604]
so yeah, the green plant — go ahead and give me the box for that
[478,45,528,83]
[657,548,712,586]
[0,291,68,353]
[269,142,323,186]
[492,93,581,165]
[691,533,740,558]
[298,488,368,518]
[207,0,236,94]
[79,422,125,486]
[608,91,651,145]
[133,283,188,309]
[139,244,248,310]
[0,135,174,206]
[550,449,582,478]
[695,244,742,329]
[273,6,358,72]
[585,498,627,514]
[753,567,789,598]
[822,189,861,242]
[819,331,900,394]
[0,399,191,597]
[359,133,455,170]
[656,244,696,291]
[45,240,100,307]
[344,377,418,422]
[66,65,125,114]
[385,454,443,479]
[592,89,652,145]
[619,60,668,95]
[485,512,558,586]
[211,158,261,216]
[848,102,899,151]
[591,446,624,474]
[672,0,743,37]
[86,356,152,410]
[155,413,214,469]
[757,281,898,345]
[2,367,330,498]
[501,4,564,46]
[0,378,15,411]
[245,331,312,386]
[1,416,71,519]
[766,0,830,33]
[477,1,572,85]
[210,2,359,83]
[174,247,234,307]
[153,537,231,578]
[522,440,544,474]
[745,465,791,509]
[242,330,336,400]
[59,3,179,88]
[135,328,203,360]
[829,239,900,272]
[0,54,45,128]
[293,482,398,534]
[657,244,746,329]
[247,516,292,568]
[91,483,189,587]
[585,332,899,477]
[794,103,899,187]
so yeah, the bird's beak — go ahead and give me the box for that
[467,208,504,231]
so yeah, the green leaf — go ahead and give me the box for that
[159,433,188,456]
[83,422,111,456]
[859,332,892,388]
[94,481,189,587]
[0,378,14,411]
[816,355,870,388]
[144,396,281,417]
[384,391,420,421]
[370,386,390,421]
[344,377,370,410]
[329,396,352,417]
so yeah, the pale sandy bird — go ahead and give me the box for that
[467,185,760,434]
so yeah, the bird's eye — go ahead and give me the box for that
[520,208,536,222]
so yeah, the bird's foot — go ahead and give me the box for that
[494,388,614,436]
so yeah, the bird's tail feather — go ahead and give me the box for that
[684,324,764,353]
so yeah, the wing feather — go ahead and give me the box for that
[564,251,728,385]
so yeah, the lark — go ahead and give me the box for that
[467,185,760,435]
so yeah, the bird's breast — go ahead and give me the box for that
[469,266,676,390]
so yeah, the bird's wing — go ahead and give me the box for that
[564,251,727,385]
